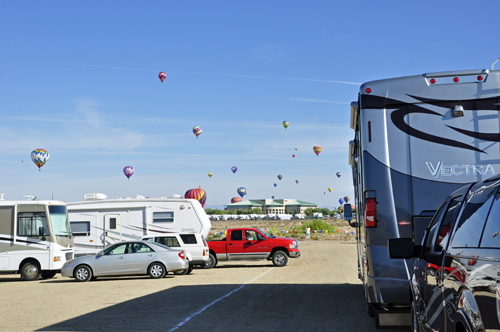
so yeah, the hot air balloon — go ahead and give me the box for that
[278,175,283,180]
[274,183,277,187]
[339,198,344,205]
[231,197,242,204]
[231,166,237,173]
[295,180,299,184]
[272,196,275,199]
[324,192,326,194]
[283,121,289,130]
[208,172,213,178]
[344,196,350,203]
[123,166,134,180]
[336,172,342,178]
[295,148,297,151]
[292,154,295,158]
[313,145,322,156]
[31,149,49,171]
[328,188,332,192]
[193,126,202,139]
[185,188,207,208]
[237,187,247,198]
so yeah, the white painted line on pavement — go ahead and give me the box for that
[168,267,275,332]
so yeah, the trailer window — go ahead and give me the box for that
[17,212,49,236]
[153,212,174,223]
[70,221,90,236]
[180,234,197,244]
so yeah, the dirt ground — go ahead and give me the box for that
[209,218,357,241]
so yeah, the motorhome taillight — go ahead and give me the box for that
[365,88,371,93]
[365,198,377,228]
[453,77,459,83]
[178,251,185,260]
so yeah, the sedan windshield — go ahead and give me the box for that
[48,206,72,237]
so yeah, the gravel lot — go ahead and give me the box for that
[0,240,408,332]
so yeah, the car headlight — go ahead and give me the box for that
[289,243,296,249]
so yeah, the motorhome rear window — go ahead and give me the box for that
[70,221,90,236]
[180,234,197,244]
[153,212,174,223]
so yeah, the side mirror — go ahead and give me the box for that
[39,227,45,236]
[388,238,422,259]
[343,204,353,220]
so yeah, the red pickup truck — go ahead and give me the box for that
[204,228,300,268]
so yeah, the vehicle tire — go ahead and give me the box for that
[40,271,57,279]
[202,253,216,269]
[173,267,189,275]
[148,262,166,279]
[20,261,41,281]
[74,265,92,282]
[187,265,194,274]
[272,250,288,267]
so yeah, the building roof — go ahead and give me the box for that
[265,200,283,206]
[285,200,317,206]
[224,200,263,207]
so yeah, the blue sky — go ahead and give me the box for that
[1,1,499,209]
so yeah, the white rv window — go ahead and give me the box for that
[70,221,90,236]
[18,213,49,236]
[153,211,174,223]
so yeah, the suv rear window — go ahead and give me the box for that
[180,234,197,244]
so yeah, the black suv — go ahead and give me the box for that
[389,174,500,332]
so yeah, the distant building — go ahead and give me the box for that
[224,199,318,214]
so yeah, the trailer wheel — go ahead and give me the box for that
[20,261,41,281]
[41,271,57,279]
[202,253,216,269]
[272,250,288,267]
[74,265,92,282]
[148,262,166,279]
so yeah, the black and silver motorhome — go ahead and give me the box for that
[348,66,500,328]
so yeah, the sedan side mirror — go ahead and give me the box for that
[388,238,422,259]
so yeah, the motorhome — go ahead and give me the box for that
[67,194,211,257]
[0,195,74,280]
[349,65,500,328]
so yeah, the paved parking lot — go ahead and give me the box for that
[0,241,408,332]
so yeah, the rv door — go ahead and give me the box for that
[103,214,121,247]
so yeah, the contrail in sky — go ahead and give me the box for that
[57,62,361,85]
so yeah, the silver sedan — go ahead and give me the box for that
[61,241,189,282]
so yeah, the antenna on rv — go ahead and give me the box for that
[0,193,4,201]
[21,195,35,201]
[492,57,500,70]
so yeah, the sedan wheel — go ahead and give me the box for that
[148,263,166,279]
[74,265,92,282]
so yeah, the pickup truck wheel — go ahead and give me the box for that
[202,253,216,269]
[272,250,288,267]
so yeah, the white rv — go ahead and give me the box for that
[67,194,211,257]
[0,195,74,280]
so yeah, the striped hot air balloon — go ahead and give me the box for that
[237,187,247,198]
[158,72,166,83]
[193,126,202,138]
[31,149,49,171]
[184,188,207,208]
[123,166,134,180]
[313,145,322,156]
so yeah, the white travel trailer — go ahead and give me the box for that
[349,65,500,328]
[67,194,211,257]
[0,195,74,280]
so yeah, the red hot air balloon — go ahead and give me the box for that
[292,154,295,158]
[184,188,207,208]
[231,197,242,203]
[158,72,166,83]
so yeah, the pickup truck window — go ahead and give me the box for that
[451,185,498,248]
[180,234,197,244]
[155,236,181,247]
[245,230,258,241]
[480,192,500,248]
[230,230,243,241]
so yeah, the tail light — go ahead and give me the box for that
[203,249,206,256]
[178,251,185,260]
[365,198,377,228]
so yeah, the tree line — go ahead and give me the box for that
[204,207,356,216]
